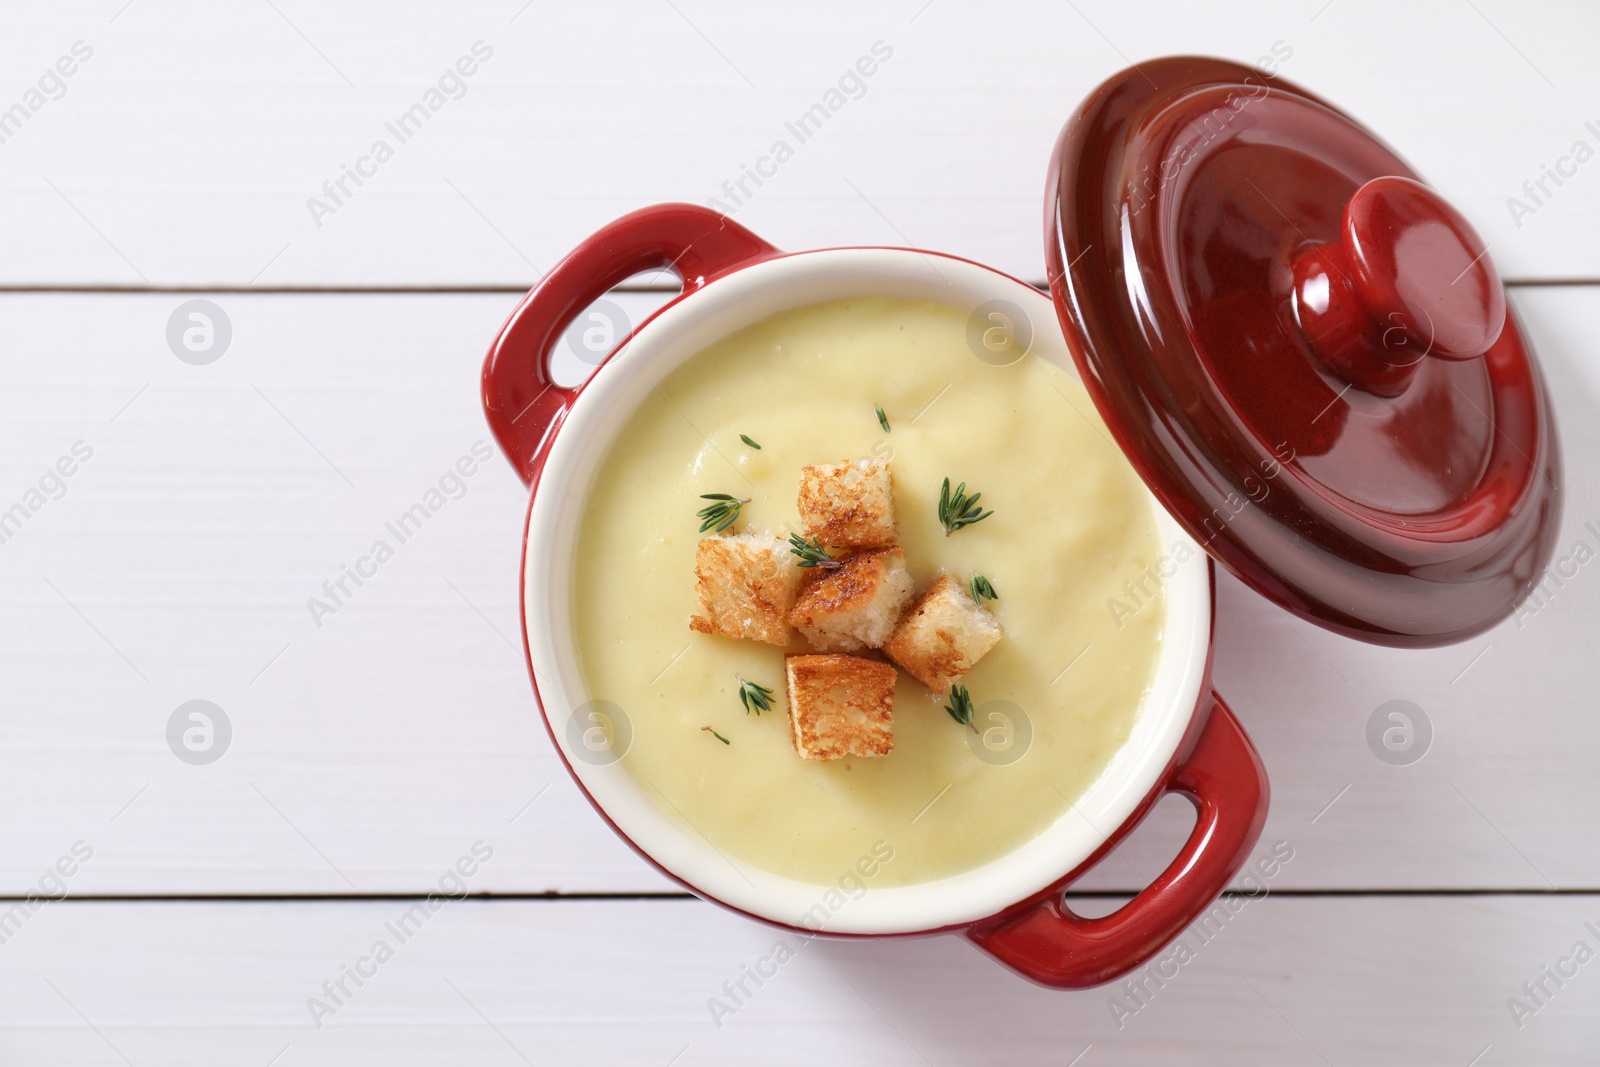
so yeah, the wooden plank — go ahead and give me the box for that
[1,894,1596,1064]
[0,286,1596,895]
[1,1,1598,286]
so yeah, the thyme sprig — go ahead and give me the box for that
[787,532,842,569]
[737,675,774,716]
[938,477,994,536]
[697,493,749,533]
[969,574,999,605]
[739,434,762,450]
[945,684,978,733]
[702,725,730,745]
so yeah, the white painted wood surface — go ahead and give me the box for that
[1,1,1599,287]
[4,0,1600,1060]
[4,286,1597,896]
[3,895,1598,1064]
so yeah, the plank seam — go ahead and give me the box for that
[13,888,1600,903]
[0,280,1589,295]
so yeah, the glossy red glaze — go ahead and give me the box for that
[482,203,777,484]
[968,692,1267,989]
[481,202,1269,990]
[1048,56,1561,647]
[1291,176,1507,396]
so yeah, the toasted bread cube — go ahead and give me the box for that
[785,654,896,760]
[883,573,1003,695]
[689,534,802,646]
[788,547,915,652]
[798,458,896,549]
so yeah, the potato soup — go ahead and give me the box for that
[571,296,1166,887]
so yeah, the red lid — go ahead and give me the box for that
[1047,56,1561,647]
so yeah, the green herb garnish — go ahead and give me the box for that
[944,685,977,732]
[937,477,994,536]
[739,434,762,450]
[876,404,891,433]
[787,532,842,569]
[737,675,774,716]
[702,725,730,745]
[697,493,749,533]
[969,574,999,605]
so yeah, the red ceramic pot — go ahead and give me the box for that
[480,55,1558,990]
[483,202,1268,989]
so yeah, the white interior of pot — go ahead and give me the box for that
[522,249,1210,934]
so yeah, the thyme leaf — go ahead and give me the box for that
[937,477,994,536]
[787,532,842,569]
[697,493,749,533]
[737,675,775,716]
[944,684,978,733]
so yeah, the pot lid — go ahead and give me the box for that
[1046,56,1561,648]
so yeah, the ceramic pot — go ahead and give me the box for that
[482,202,1269,989]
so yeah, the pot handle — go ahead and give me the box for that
[481,203,779,484]
[967,693,1267,989]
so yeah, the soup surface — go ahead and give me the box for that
[570,296,1166,887]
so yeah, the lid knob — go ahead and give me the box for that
[1289,176,1506,398]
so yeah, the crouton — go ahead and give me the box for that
[785,654,897,760]
[689,533,802,646]
[798,458,897,549]
[788,547,915,652]
[883,573,1003,695]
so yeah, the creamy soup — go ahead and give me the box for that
[571,297,1165,887]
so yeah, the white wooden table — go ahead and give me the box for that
[2,1,1598,1062]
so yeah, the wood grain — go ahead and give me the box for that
[3,5,1597,1057]
[0,286,1594,895]
[1,1,1597,287]
[2,895,1596,1065]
